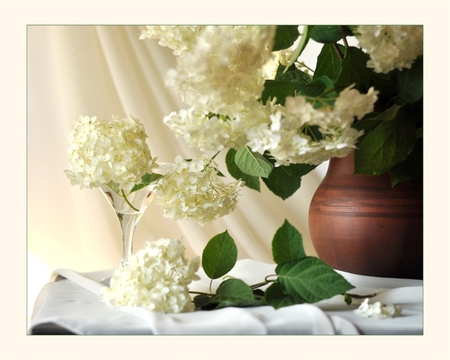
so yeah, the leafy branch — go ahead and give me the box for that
[193,220,355,311]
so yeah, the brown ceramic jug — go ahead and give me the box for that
[308,151,423,279]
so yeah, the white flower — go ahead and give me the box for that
[154,155,243,225]
[353,298,402,319]
[355,25,423,74]
[163,25,276,118]
[246,86,377,166]
[65,115,156,193]
[100,238,200,314]
[139,26,201,56]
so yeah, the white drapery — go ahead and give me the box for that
[27,26,327,278]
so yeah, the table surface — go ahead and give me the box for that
[29,259,423,335]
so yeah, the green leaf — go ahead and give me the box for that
[194,279,265,310]
[202,231,238,280]
[335,46,372,91]
[393,57,423,104]
[225,148,260,191]
[388,138,423,186]
[284,25,310,71]
[309,25,352,44]
[262,166,301,200]
[271,219,306,264]
[261,79,299,105]
[235,146,273,178]
[131,172,163,192]
[275,64,311,84]
[272,25,300,51]
[264,282,305,309]
[276,257,354,303]
[354,110,417,175]
[314,44,344,82]
[282,163,317,177]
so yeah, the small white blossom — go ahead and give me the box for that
[247,86,377,166]
[161,25,276,118]
[65,115,156,193]
[100,238,200,314]
[154,155,243,226]
[354,298,402,319]
[355,25,423,74]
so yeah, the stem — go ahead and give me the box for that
[121,189,140,212]
[332,43,344,61]
[249,275,277,289]
[346,289,383,299]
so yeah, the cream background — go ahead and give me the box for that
[27,25,328,313]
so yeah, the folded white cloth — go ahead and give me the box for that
[30,259,423,335]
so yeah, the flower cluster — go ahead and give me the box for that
[154,155,243,226]
[247,86,378,166]
[141,26,381,167]
[65,115,156,193]
[354,25,423,74]
[141,25,423,196]
[100,238,200,313]
[353,298,402,319]
[141,25,277,118]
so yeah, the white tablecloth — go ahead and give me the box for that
[29,259,423,335]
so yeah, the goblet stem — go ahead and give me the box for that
[100,183,155,268]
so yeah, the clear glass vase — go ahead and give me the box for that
[100,183,156,268]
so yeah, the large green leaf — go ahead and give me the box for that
[202,231,238,279]
[271,220,306,264]
[394,57,423,105]
[264,282,305,309]
[388,138,423,186]
[261,79,299,105]
[309,25,352,44]
[272,25,300,51]
[276,257,354,303]
[335,46,372,91]
[225,148,260,191]
[262,166,301,200]
[314,44,344,82]
[235,146,273,178]
[354,111,417,175]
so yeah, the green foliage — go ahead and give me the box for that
[271,219,306,263]
[194,220,354,311]
[225,148,260,191]
[234,146,273,178]
[272,25,301,51]
[274,257,354,303]
[309,25,353,44]
[201,231,238,279]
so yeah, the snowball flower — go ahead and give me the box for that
[247,86,377,166]
[65,115,156,193]
[100,238,200,314]
[355,25,423,74]
[154,155,243,225]
[353,298,402,319]
[161,25,276,118]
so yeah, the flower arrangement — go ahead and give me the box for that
[65,24,421,315]
[141,25,423,197]
[65,115,243,224]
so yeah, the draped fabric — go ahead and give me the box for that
[27,26,327,279]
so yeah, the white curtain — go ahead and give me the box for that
[27,26,327,280]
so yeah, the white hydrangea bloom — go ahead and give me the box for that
[355,25,423,74]
[139,26,201,56]
[247,86,377,166]
[65,115,156,193]
[154,155,243,225]
[100,238,200,314]
[164,25,276,118]
[353,298,402,319]
[163,100,272,154]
